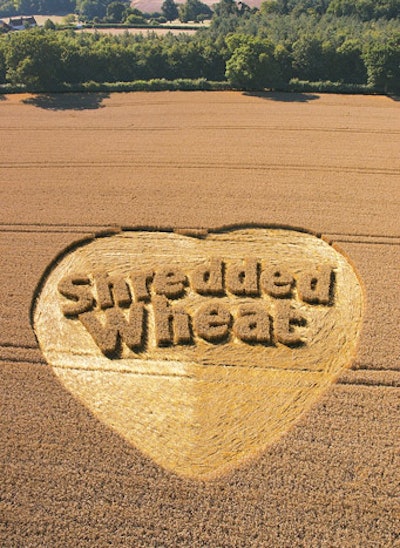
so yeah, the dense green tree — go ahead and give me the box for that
[4,29,64,89]
[106,1,129,22]
[43,18,56,29]
[213,0,239,17]
[289,0,330,16]
[2,0,75,15]
[363,32,400,91]
[225,34,283,89]
[328,0,400,20]
[0,0,16,16]
[328,0,372,19]
[291,34,351,82]
[77,0,108,21]
[274,42,293,81]
[16,0,36,13]
[292,35,326,80]
[178,0,213,22]
[259,0,289,15]
[196,38,226,79]
[161,0,179,21]
[0,2,398,93]
[336,39,366,83]
[0,41,6,83]
[125,11,147,24]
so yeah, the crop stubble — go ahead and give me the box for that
[0,92,399,546]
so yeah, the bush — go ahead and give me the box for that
[288,78,373,94]
[66,78,227,92]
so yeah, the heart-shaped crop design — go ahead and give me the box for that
[33,227,363,480]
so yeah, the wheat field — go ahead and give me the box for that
[1,91,399,546]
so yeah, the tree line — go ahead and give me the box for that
[0,0,75,17]
[0,0,213,23]
[0,0,399,92]
[1,0,399,22]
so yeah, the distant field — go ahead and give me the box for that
[2,13,202,34]
[1,91,399,546]
[132,0,262,13]
[76,26,198,35]
[23,14,67,25]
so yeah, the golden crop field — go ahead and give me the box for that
[1,91,399,546]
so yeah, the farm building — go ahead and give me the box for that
[7,16,37,30]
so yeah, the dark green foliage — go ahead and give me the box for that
[0,41,6,83]
[77,78,230,91]
[327,0,400,21]
[336,39,367,84]
[260,0,330,16]
[0,0,398,94]
[0,0,75,16]
[0,29,226,89]
[124,8,147,25]
[292,35,327,81]
[213,6,399,90]
[106,1,130,23]
[0,0,17,17]
[288,77,371,93]
[4,29,64,90]
[77,0,107,21]
[362,32,400,91]
[161,0,179,22]
[225,34,283,89]
[178,0,212,22]
[43,18,56,29]
[212,0,254,20]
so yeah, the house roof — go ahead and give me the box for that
[8,16,37,28]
